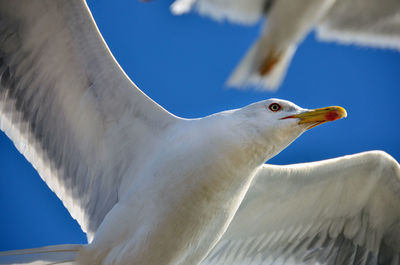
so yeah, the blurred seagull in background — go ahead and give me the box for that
[171,0,400,90]
[1,1,400,265]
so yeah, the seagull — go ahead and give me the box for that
[171,0,400,90]
[0,1,400,265]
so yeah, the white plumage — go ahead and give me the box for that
[0,1,400,265]
[171,0,400,90]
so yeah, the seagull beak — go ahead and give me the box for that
[281,106,347,130]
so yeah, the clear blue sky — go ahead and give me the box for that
[1,0,399,250]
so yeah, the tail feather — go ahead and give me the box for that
[226,38,296,91]
[0,244,82,265]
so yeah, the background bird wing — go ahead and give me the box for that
[171,0,270,24]
[0,0,177,241]
[316,0,400,50]
[202,151,400,265]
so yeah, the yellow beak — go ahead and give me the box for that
[281,106,347,130]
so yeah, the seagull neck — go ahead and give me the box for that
[202,112,280,173]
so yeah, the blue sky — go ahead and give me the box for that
[1,0,400,250]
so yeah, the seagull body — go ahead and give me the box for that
[171,0,400,89]
[77,103,312,265]
[1,1,400,265]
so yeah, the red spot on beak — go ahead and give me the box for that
[325,110,342,121]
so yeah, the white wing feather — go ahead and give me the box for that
[202,151,400,264]
[171,0,268,24]
[317,0,400,50]
[0,0,177,241]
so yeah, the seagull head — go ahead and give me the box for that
[232,98,347,162]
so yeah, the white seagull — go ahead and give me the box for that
[171,0,400,90]
[0,1,400,265]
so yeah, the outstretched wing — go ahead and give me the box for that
[202,151,400,264]
[317,0,400,50]
[0,0,177,241]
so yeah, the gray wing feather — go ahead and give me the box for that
[0,0,177,241]
[202,151,400,264]
[317,0,400,50]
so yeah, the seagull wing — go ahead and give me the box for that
[317,0,400,50]
[0,0,177,241]
[202,151,400,265]
[171,0,270,24]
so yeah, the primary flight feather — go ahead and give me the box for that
[0,1,400,265]
[171,0,400,90]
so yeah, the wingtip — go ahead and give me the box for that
[225,74,281,92]
[170,0,194,15]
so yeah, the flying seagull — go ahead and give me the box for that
[0,1,400,265]
[171,0,400,90]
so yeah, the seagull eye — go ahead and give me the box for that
[268,103,281,112]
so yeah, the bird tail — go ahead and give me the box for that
[0,244,82,264]
[226,38,296,91]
